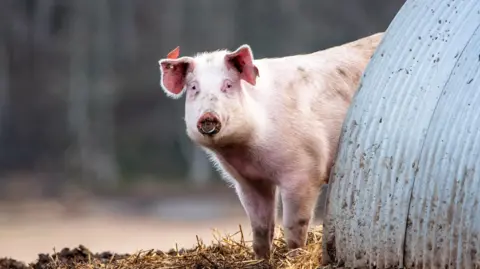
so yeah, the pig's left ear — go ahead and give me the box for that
[225,44,259,86]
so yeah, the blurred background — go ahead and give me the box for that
[0,0,405,262]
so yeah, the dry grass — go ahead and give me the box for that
[1,225,326,269]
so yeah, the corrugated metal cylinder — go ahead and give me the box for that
[322,0,480,268]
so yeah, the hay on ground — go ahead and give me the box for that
[0,225,326,269]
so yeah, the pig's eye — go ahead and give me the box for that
[188,81,199,91]
[221,79,233,92]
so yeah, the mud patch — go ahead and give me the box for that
[0,245,129,269]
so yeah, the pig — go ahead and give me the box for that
[158,32,383,259]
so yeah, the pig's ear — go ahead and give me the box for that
[158,56,194,99]
[225,44,259,86]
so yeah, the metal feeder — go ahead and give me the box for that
[322,0,480,268]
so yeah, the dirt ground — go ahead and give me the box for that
[0,202,323,265]
[0,203,251,264]
[0,181,326,266]
[2,215,257,263]
[0,222,326,269]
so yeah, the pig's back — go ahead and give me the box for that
[255,32,383,98]
[246,33,383,175]
[254,32,383,121]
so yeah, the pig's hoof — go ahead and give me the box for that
[253,250,270,260]
[254,254,268,261]
[253,246,271,260]
[286,248,306,259]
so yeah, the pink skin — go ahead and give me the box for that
[158,34,383,259]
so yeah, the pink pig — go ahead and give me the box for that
[158,33,383,259]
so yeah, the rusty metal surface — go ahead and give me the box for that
[322,0,480,268]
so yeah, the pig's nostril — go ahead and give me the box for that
[200,120,216,134]
[198,119,220,135]
[197,113,221,136]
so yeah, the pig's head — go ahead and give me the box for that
[158,45,260,148]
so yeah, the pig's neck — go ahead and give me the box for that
[209,79,275,182]
[213,142,274,182]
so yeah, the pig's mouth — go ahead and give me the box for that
[197,112,222,136]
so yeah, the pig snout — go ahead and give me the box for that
[197,111,221,136]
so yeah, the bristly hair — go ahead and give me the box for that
[193,49,231,58]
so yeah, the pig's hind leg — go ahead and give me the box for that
[234,181,277,259]
[280,173,323,250]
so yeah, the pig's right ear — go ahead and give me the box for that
[158,56,194,99]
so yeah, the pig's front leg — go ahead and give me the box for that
[280,173,323,250]
[235,181,277,259]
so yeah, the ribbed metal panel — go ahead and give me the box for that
[322,0,480,268]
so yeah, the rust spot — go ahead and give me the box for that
[350,190,355,210]
[471,248,477,263]
[359,155,365,168]
[447,179,458,223]
[325,235,336,263]
[374,205,380,222]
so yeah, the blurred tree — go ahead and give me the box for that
[66,0,120,186]
[115,0,136,64]
[66,0,91,184]
[89,0,120,186]
[0,6,9,166]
